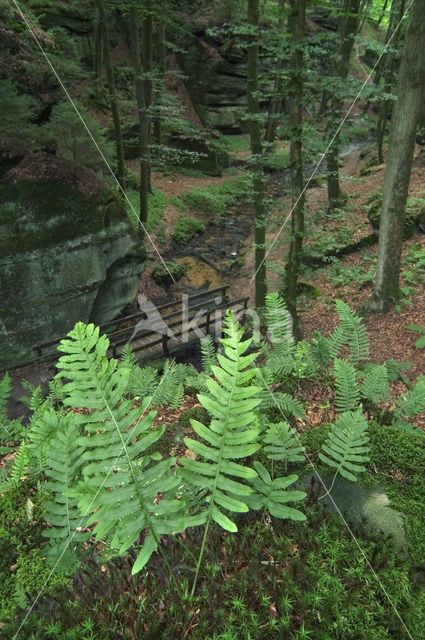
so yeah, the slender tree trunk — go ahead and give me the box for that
[128,5,149,226]
[247,0,266,309]
[142,0,153,189]
[95,0,126,193]
[369,0,425,313]
[263,0,286,145]
[93,19,103,82]
[153,0,167,144]
[285,0,305,339]
[326,0,361,210]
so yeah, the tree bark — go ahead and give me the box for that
[153,0,167,145]
[128,5,149,226]
[142,0,153,173]
[247,0,266,309]
[284,0,305,340]
[263,0,286,145]
[369,0,425,313]
[95,0,126,193]
[326,0,361,210]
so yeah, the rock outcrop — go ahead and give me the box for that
[0,150,145,370]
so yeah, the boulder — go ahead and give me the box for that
[0,151,145,370]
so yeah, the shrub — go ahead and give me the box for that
[151,261,186,286]
[172,216,205,244]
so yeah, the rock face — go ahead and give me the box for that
[0,151,145,370]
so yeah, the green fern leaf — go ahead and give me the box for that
[120,343,137,369]
[328,301,369,365]
[265,293,294,346]
[0,442,28,492]
[319,408,370,482]
[0,372,12,415]
[42,413,90,558]
[333,359,360,412]
[244,462,306,520]
[395,373,425,420]
[180,311,261,533]
[56,321,188,575]
[263,422,304,463]
[200,334,217,373]
[359,364,390,404]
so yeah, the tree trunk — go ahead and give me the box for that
[247,0,266,309]
[95,0,126,193]
[263,0,286,145]
[153,0,167,145]
[93,18,103,82]
[142,0,153,177]
[284,0,305,340]
[128,5,149,226]
[325,0,361,210]
[369,0,425,313]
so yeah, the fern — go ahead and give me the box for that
[180,311,261,594]
[42,413,90,565]
[265,292,294,346]
[0,372,12,415]
[200,334,217,373]
[328,301,369,365]
[359,364,390,405]
[27,408,66,480]
[263,422,304,465]
[243,461,306,521]
[127,364,159,400]
[310,331,332,369]
[333,359,360,412]
[319,408,370,490]
[120,342,137,369]
[394,374,425,428]
[56,322,189,575]
[0,442,28,493]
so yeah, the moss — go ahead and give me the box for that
[151,261,186,286]
[172,216,206,244]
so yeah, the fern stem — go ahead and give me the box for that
[190,515,212,599]
[318,471,338,501]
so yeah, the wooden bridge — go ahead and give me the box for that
[33,285,249,365]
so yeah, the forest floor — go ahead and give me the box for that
[141,141,425,432]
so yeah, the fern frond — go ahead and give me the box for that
[0,442,28,493]
[42,413,90,555]
[333,359,360,412]
[19,381,45,413]
[0,372,12,415]
[328,301,369,365]
[243,462,306,520]
[120,343,137,369]
[56,321,188,575]
[395,374,425,420]
[27,408,66,479]
[310,332,332,369]
[265,293,294,346]
[359,364,390,404]
[180,311,261,533]
[258,380,305,419]
[263,422,304,463]
[200,334,217,374]
[319,408,370,482]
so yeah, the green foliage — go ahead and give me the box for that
[0,442,28,493]
[319,408,370,483]
[42,413,90,568]
[181,311,262,534]
[263,421,304,464]
[406,323,425,349]
[0,373,24,454]
[333,358,360,412]
[244,461,306,520]
[262,148,290,172]
[151,260,186,285]
[359,364,390,404]
[172,216,206,244]
[216,134,250,153]
[182,176,250,216]
[44,101,114,172]
[393,374,425,432]
[125,187,167,232]
[55,322,187,575]
[200,334,217,374]
[328,300,369,365]
[0,79,38,146]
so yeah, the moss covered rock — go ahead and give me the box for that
[0,151,145,369]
